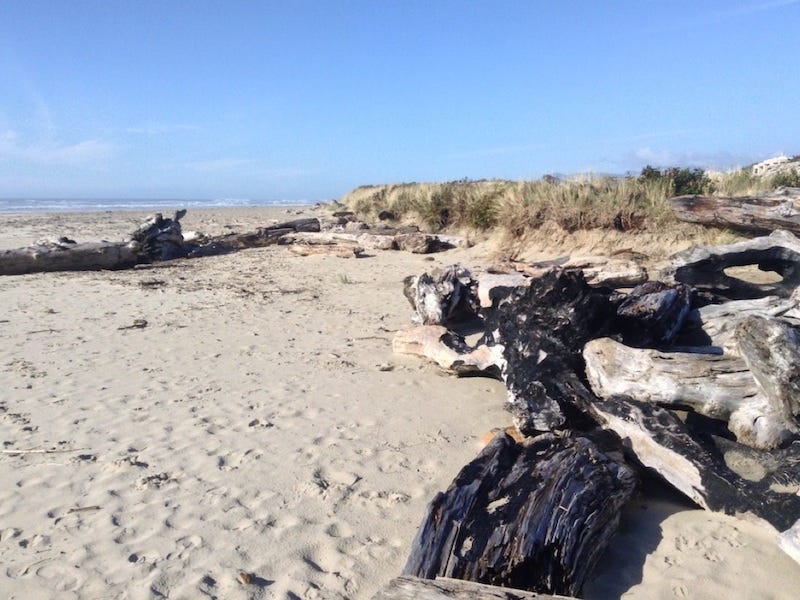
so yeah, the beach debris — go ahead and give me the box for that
[403,432,635,597]
[402,264,479,326]
[117,319,148,330]
[374,576,572,599]
[393,233,800,593]
[669,186,800,235]
[237,572,254,585]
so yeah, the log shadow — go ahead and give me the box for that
[582,473,696,599]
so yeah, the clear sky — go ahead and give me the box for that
[1,1,799,201]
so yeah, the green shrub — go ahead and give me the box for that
[638,165,715,196]
[770,168,800,188]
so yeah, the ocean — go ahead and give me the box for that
[0,197,316,213]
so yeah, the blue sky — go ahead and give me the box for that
[1,1,799,200]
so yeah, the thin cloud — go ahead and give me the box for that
[125,124,202,135]
[631,147,760,170]
[0,130,115,164]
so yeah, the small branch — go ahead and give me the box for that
[2,447,88,456]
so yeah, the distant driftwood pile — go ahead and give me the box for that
[0,209,468,276]
[384,230,800,598]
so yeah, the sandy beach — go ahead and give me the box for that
[2,206,800,599]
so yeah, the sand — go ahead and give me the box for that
[1,206,799,599]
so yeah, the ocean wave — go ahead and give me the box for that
[0,197,316,213]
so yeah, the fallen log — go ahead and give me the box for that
[287,243,364,258]
[660,229,800,299]
[590,394,800,537]
[670,188,800,235]
[373,576,572,599]
[402,432,636,597]
[190,217,321,255]
[0,240,139,276]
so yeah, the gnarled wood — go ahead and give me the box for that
[392,325,502,376]
[590,395,800,535]
[670,189,800,235]
[660,229,800,299]
[403,433,636,597]
[403,265,479,326]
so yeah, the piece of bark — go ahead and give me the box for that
[403,433,635,597]
[403,265,479,326]
[372,576,573,599]
[0,240,139,276]
[582,337,797,449]
[660,229,800,299]
[669,189,800,235]
[392,325,502,376]
[590,395,800,535]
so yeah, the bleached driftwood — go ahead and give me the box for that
[282,231,396,251]
[679,295,800,347]
[669,188,800,235]
[392,326,502,376]
[660,229,800,299]
[584,315,800,449]
[403,265,479,326]
[403,433,635,597]
[0,240,139,276]
[373,576,572,599]
[287,243,364,258]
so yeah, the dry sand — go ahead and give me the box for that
[1,206,799,599]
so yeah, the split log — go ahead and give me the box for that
[0,240,139,276]
[403,265,479,326]
[403,432,636,597]
[670,188,800,235]
[373,576,572,599]
[392,326,502,376]
[660,229,800,299]
[590,395,800,537]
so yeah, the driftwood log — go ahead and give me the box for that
[590,395,800,535]
[392,325,501,376]
[0,240,139,276]
[670,188,800,235]
[403,432,636,597]
[373,576,574,599]
[660,229,800,299]
[403,265,480,326]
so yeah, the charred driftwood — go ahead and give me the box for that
[590,394,800,536]
[403,265,480,326]
[660,229,800,299]
[403,432,636,597]
[670,188,800,235]
[613,280,693,347]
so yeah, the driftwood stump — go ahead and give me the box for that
[403,433,635,597]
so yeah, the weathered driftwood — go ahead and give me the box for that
[282,231,396,250]
[584,315,800,449]
[0,240,139,276]
[403,265,479,326]
[489,256,647,289]
[392,325,502,376]
[660,229,800,299]
[190,217,321,256]
[403,433,635,597]
[130,210,187,261]
[477,273,531,308]
[670,188,800,235]
[678,295,800,347]
[373,576,573,599]
[590,394,800,536]
[287,243,364,258]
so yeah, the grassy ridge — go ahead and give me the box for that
[342,165,800,238]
